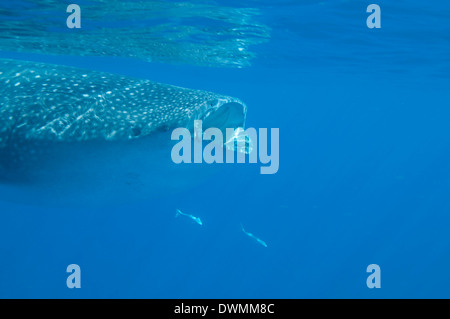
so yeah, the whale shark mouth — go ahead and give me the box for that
[200,101,246,133]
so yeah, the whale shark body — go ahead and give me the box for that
[0,59,247,206]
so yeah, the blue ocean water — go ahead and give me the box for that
[0,0,450,298]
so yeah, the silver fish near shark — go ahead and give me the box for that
[175,209,203,226]
[240,223,268,248]
[0,59,247,206]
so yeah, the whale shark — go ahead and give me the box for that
[0,59,247,206]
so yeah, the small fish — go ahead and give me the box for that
[175,209,203,226]
[240,223,268,248]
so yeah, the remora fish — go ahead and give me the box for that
[175,209,202,226]
[0,59,247,206]
[240,224,268,248]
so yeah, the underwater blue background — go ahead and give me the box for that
[1,0,450,298]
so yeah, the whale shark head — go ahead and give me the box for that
[0,59,247,206]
